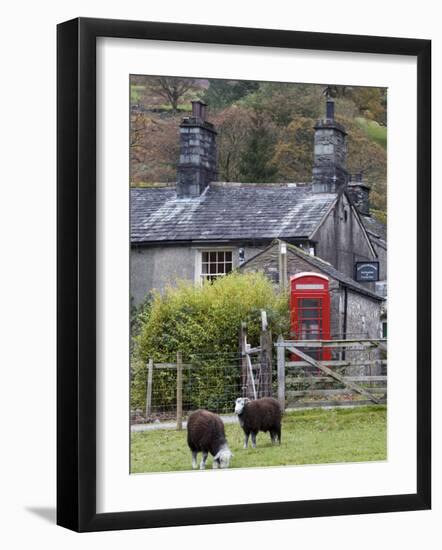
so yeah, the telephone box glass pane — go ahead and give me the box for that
[300,308,320,319]
[300,320,320,339]
[298,298,321,309]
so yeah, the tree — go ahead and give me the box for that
[346,87,387,125]
[212,105,252,182]
[130,113,180,184]
[203,79,259,109]
[241,82,323,125]
[131,272,289,411]
[146,77,197,112]
[341,116,387,215]
[238,111,278,182]
[272,117,315,182]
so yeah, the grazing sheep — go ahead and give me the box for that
[187,410,233,470]
[234,397,282,448]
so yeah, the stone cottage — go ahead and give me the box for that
[130,95,386,337]
[240,239,384,340]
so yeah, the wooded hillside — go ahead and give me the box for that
[130,76,387,222]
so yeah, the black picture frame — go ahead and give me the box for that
[57,17,431,532]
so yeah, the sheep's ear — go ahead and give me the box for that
[244,397,250,403]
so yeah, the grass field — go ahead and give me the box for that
[356,117,387,149]
[131,405,387,474]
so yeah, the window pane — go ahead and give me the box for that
[300,321,321,339]
[200,250,234,282]
[299,308,320,319]
[299,298,321,308]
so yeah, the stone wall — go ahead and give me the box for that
[312,120,348,191]
[347,182,370,216]
[314,193,375,279]
[345,289,383,375]
[131,246,196,305]
[176,119,217,198]
[240,244,343,337]
[373,241,387,282]
[130,243,266,305]
[240,243,382,348]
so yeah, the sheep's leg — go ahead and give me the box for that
[243,432,249,449]
[251,432,257,448]
[270,431,276,444]
[200,452,208,470]
[192,451,198,469]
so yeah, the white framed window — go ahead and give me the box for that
[195,249,233,283]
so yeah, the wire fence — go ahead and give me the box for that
[131,336,387,426]
[139,352,245,422]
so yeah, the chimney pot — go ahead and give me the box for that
[200,103,207,121]
[191,99,207,121]
[326,98,335,119]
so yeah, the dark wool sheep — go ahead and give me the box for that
[187,410,233,470]
[234,397,282,448]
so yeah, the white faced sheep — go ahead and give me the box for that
[187,410,233,470]
[234,397,282,448]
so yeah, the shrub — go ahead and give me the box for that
[131,272,289,412]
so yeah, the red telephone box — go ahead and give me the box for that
[290,273,331,361]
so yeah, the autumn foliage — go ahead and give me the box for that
[130,77,387,220]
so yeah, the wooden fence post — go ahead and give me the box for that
[176,351,183,430]
[145,358,153,418]
[278,241,288,292]
[240,322,249,398]
[260,326,273,398]
[277,335,285,411]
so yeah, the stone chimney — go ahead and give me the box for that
[347,172,371,216]
[176,100,218,199]
[312,91,349,193]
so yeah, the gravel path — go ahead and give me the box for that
[131,414,238,432]
[131,403,371,432]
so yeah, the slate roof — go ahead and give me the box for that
[361,215,387,249]
[286,244,384,301]
[131,183,337,244]
[240,240,384,301]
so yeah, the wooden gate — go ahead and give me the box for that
[276,336,387,410]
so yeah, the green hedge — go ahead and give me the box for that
[131,272,289,413]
